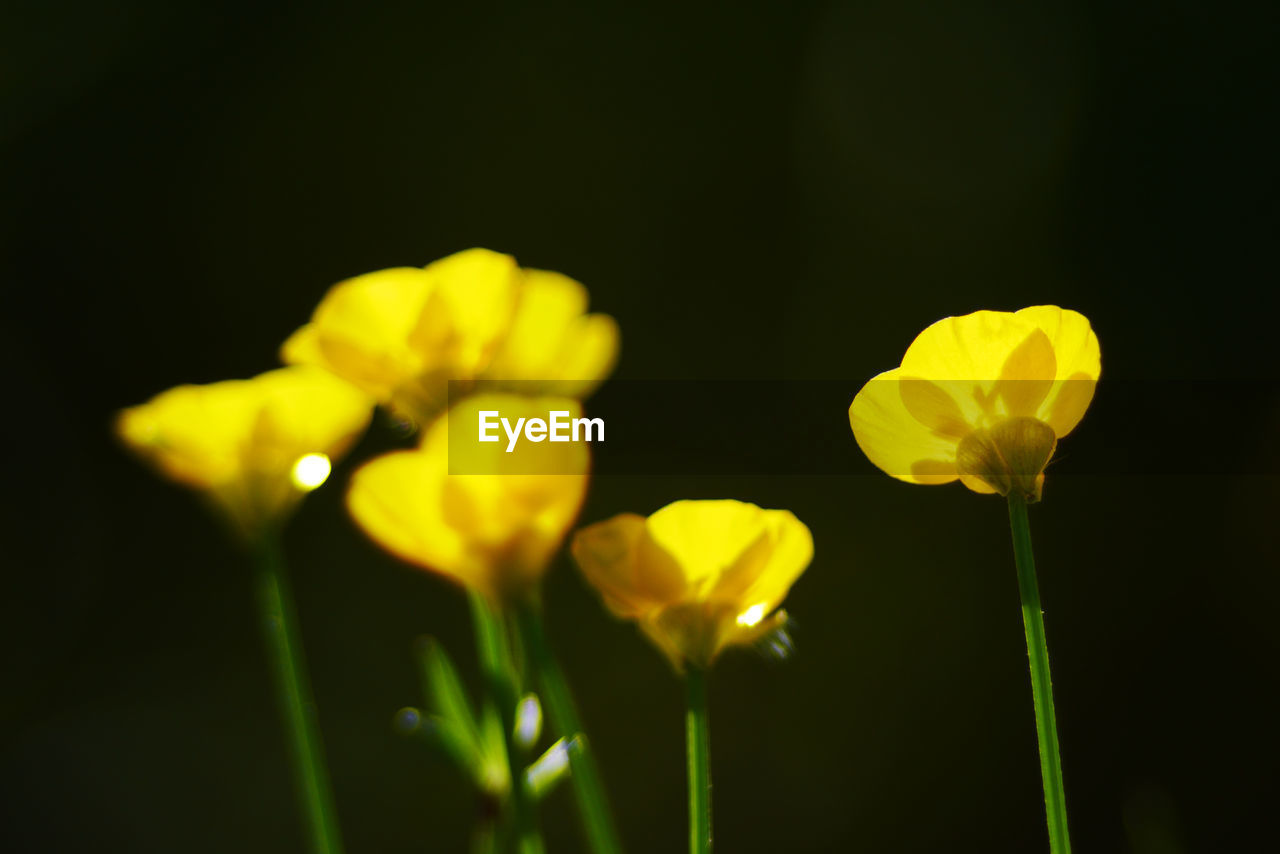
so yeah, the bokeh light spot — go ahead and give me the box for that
[736,603,766,628]
[291,453,331,491]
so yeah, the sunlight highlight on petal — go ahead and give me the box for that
[736,603,767,628]
[291,453,332,491]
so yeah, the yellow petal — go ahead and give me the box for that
[407,248,521,378]
[506,269,591,349]
[643,500,773,590]
[484,269,620,397]
[994,327,1056,417]
[898,377,973,438]
[1015,306,1101,436]
[900,310,1040,381]
[570,513,648,616]
[438,396,590,567]
[279,323,325,369]
[285,267,435,400]
[571,514,686,618]
[1015,306,1101,382]
[849,368,960,484]
[347,448,481,590]
[959,473,1001,494]
[899,309,1057,427]
[723,510,814,615]
[249,367,374,468]
[553,312,620,395]
[1042,372,1097,438]
[117,382,257,488]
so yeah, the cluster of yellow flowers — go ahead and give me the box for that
[117,248,1103,662]
[117,247,829,671]
[117,246,1099,854]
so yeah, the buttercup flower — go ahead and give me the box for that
[571,500,813,671]
[282,248,618,427]
[346,395,590,600]
[116,366,373,539]
[849,306,1100,501]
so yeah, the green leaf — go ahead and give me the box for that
[416,637,483,760]
[476,699,512,795]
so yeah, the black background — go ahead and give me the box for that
[3,1,1278,852]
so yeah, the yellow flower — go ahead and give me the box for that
[282,248,618,427]
[117,366,373,539]
[849,306,1100,501]
[346,395,590,601]
[571,500,813,672]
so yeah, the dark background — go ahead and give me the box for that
[3,1,1278,851]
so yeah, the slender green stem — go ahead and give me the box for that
[515,600,624,854]
[1007,495,1072,854]
[253,530,345,854]
[685,668,711,854]
[469,591,512,693]
[468,592,544,854]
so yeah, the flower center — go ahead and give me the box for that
[956,416,1057,501]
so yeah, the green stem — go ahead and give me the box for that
[1007,495,1072,854]
[469,591,511,692]
[253,530,345,854]
[468,592,544,854]
[516,600,624,854]
[685,668,711,854]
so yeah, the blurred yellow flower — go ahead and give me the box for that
[117,366,373,539]
[571,500,813,671]
[346,395,590,600]
[849,306,1100,501]
[282,248,618,427]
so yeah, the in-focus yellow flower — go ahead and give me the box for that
[117,366,373,539]
[849,306,1100,501]
[282,248,618,427]
[346,395,590,600]
[571,500,813,671]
